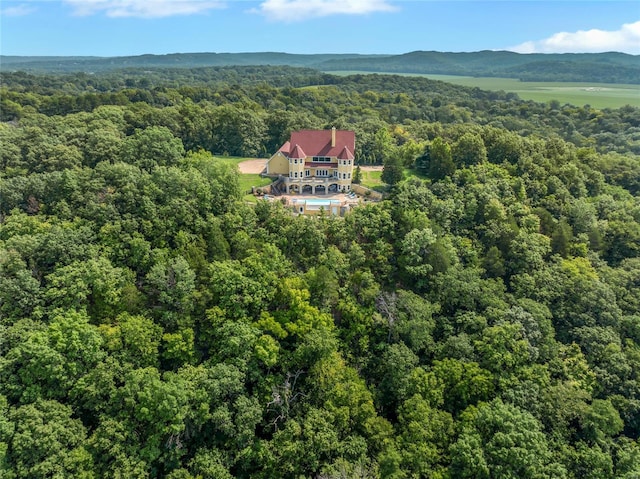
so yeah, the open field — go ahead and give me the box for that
[359,169,383,189]
[328,71,640,109]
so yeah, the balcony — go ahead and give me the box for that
[283,176,341,185]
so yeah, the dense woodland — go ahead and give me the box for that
[3,50,639,84]
[1,66,640,478]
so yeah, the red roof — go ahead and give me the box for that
[289,144,307,159]
[279,129,355,158]
[278,141,291,154]
[337,146,355,160]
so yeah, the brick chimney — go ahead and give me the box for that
[331,127,336,147]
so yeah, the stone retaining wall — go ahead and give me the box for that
[351,184,384,200]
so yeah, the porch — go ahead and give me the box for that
[282,176,346,194]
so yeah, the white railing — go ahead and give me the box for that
[284,177,341,185]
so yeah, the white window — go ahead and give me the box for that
[305,170,310,177]
[300,207,304,213]
[348,173,351,179]
[295,172,298,178]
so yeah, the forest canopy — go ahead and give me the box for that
[3,50,639,84]
[0,65,639,478]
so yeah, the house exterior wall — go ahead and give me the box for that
[337,158,353,190]
[266,153,289,175]
[292,199,343,216]
[289,157,305,176]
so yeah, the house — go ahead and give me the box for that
[266,128,355,194]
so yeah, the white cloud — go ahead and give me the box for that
[63,0,226,18]
[253,0,397,22]
[509,20,640,54]
[0,4,37,16]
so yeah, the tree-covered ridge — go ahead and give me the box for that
[0,52,389,73]
[2,50,639,83]
[319,50,640,84]
[2,67,639,161]
[0,66,639,478]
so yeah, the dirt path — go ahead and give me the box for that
[238,159,267,174]
[360,165,383,171]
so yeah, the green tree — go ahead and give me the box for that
[0,248,43,323]
[210,105,267,157]
[352,165,362,184]
[551,219,573,258]
[430,359,494,414]
[381,154,404,186]
[450,399,566,479]
[121,126,185,171]
[452,132,487,167]
[100,313,163,368]
[44,257,135,321]
[372,127,395,165]
[145,256,195,330]
[482,246,506,278]
[428,137,455,180]
[396,395,454,478]
[1,311,105,403]
[7,399,95,478]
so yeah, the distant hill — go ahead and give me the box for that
[2,51,638,84]
[316,50,640,84]
[0,52,389,73]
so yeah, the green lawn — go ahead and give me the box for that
[360,169,383,189]
[328,71,640,109]
[239,173,272,194]
[360,167,430,190]
[210,155,254,166]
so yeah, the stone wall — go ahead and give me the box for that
[351,184,384,201]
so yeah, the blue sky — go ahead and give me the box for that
[1,1,639,56]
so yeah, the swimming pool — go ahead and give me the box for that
[301,199,341,206]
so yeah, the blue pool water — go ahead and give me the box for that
[303,199,341,206]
